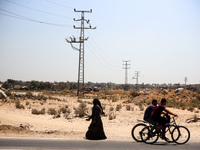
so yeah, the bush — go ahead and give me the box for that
[111,97,118,102]
[110,106,114,111]
[102,104,106,110]
[32,108,45,115]
[187,106,194,112]
[194,114,198,122]
[26,101,30,105]
[37,94,47,100]
[191,99,200,108]
[138,103,144,111]
[116,104,122,111]
[77,99,83,103]
[64,112,70,119]
[48,108,57,115]
[58,107,70,114]
[15,101,25,109]
[5,90,12,96]
[74,103,87,117]
[26,92,33,99]
[108,112,116,120]
[126,105,131,111]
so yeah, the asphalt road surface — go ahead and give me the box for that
[0,137,199,150]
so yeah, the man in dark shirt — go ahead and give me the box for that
[143,99,157,124]
[151,98,177,139]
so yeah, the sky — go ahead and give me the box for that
[0,0,200,85]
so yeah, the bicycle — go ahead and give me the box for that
[140,116,190,144]
[131,120,152,142]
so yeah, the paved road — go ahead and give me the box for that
[0,137,199,150]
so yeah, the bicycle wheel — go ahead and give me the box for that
[172,126,190,144]
[131,123,147,142]
[140,126,159,144]
[164,125,176,143]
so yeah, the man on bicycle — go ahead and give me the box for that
[143,99,157,125]
[151,98,177,139]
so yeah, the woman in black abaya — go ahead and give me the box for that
[85,99,107,140]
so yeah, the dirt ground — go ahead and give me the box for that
[0,90,200,142]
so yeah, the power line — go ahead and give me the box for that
[0,12,26,20]
[85,43,119,71]
[5,0,72,19]
[87,40,118,67]
[45,0,74,9]
[86,30,121,64]
[0,8,71,27]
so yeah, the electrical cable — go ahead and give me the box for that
[5,0,72,19]
[85,43,121,71]
[87,40,118,67]
[45,0,74,9]
[0,8,72,27]
[86,30,121,64]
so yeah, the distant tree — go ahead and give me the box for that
[7,79,15,84]
[38,82,54,90]
[29,80,39,90]
[69,82,77,90]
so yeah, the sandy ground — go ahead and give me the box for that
[0,96,200,142]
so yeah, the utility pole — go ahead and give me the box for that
[66,9,96,96]
[133,71,140,91]
[122,60,131,86]
[184,77,188,85]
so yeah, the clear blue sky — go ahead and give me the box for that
[0,0,200,84]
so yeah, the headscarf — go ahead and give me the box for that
[93,99,105,115]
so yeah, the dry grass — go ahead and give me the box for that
[32,108,45,115]
[15,101,25,109]
[126,105,131,111]
[74,102,87,117]
[116,104,122,111]
[48,108,57,115]
[110,106,114,111]
[108,112,116,120]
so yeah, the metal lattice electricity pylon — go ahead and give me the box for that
[66,9,96,96]
[133,71,140,91]
[122,60,131,85]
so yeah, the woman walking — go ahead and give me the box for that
[85,99,107,140]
